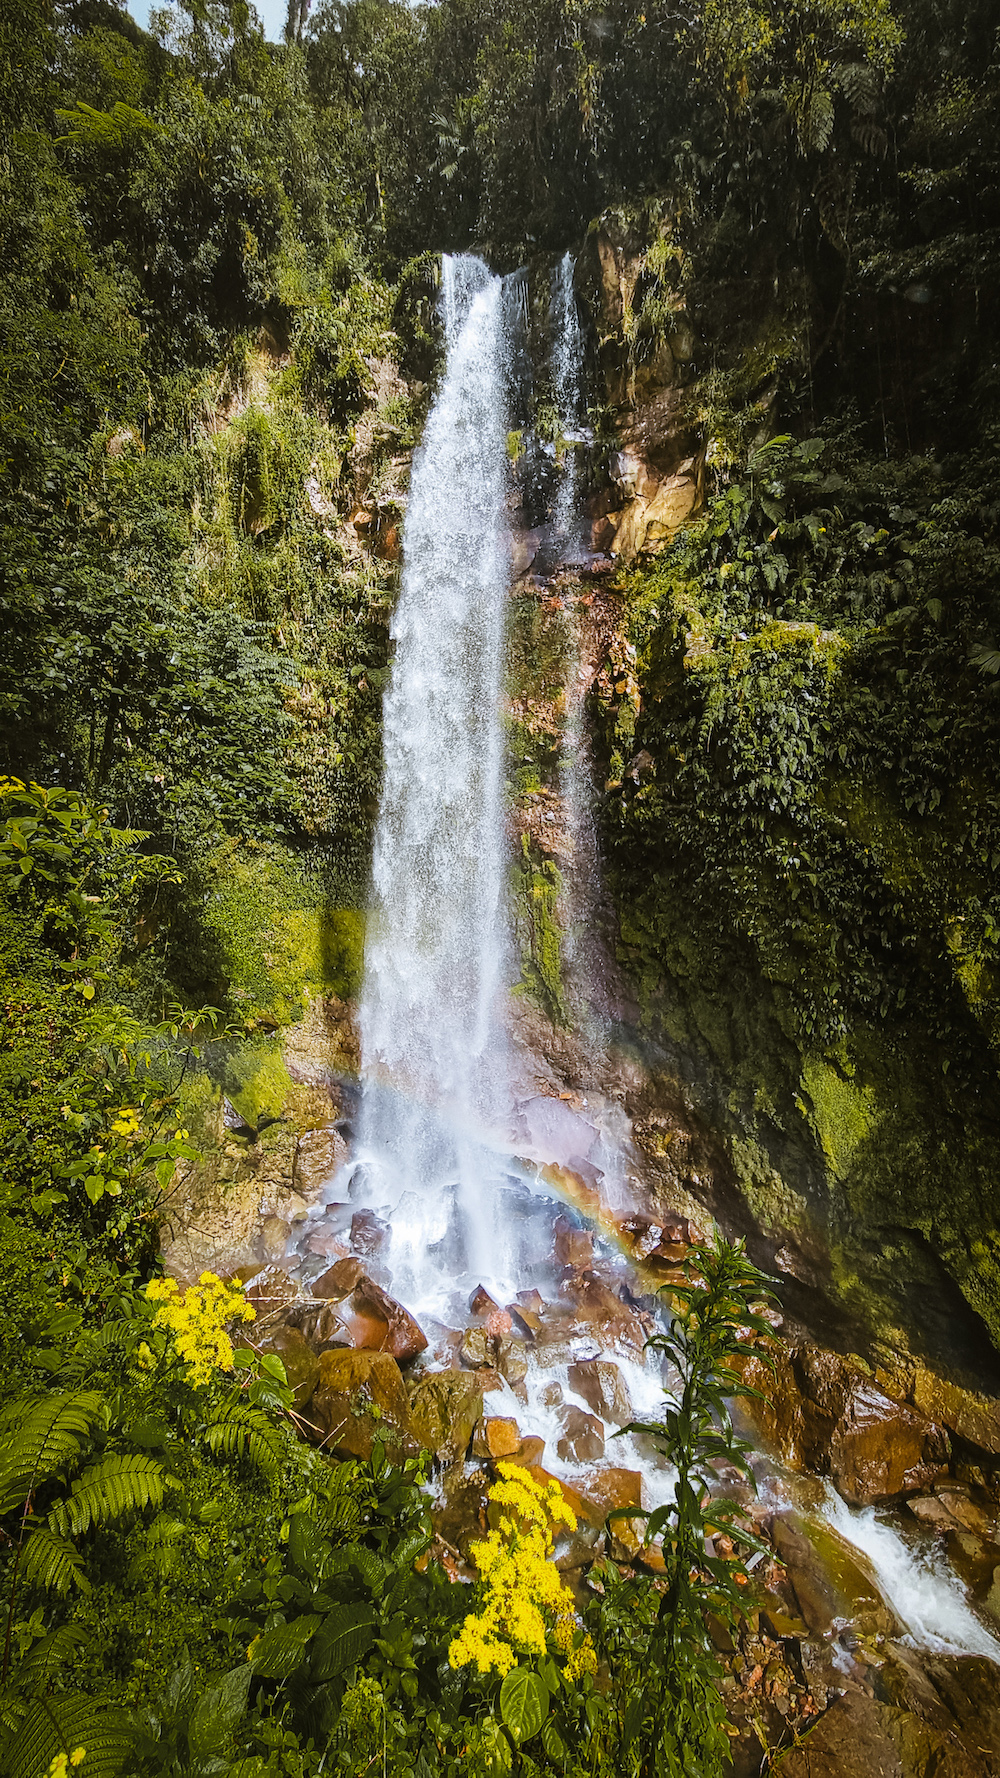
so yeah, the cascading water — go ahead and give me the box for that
[548,253,614,1033]
[354,255,514,1297]
[550,250,586,555]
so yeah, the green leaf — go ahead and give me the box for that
[49,1453,167,1536]
[310,1606,377,1681]
[540,1716,567,1761]
[3,1693,132,1778]
[20,1527,90,1596]
[188,1662,252,1759]
[499,1666,548,1743]
[248,1615,322,1680]
[0,1392,104,1516]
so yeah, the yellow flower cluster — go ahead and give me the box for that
[110,1106,141,1138]
[46,1752,86,1778]
[448,1463,593,1680]
[145,1271,255,1386]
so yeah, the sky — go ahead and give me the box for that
[126,1,290,41]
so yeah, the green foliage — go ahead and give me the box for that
[583,1242,777,1778]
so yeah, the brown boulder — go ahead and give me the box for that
[347,1276,428,1364]
[314,1256,366,1300]
[556,1405,605,1464]
[308,1348,415,1460]
[350,1209,389,1256]
[773,1676,996,1778]
[472,1416,522,1462]
[407,1371,483,1465]
[469,1284,500,1316]
[829,1382,950,1506]
[285,1300,351,1353]
[568,1358,634,1426]
[293,1125,348,1197]
[737,1342,950,1503]
[558,1270,647,1358]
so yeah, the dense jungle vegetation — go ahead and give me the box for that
[2,0,1000,1770]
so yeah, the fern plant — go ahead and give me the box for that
[0,1390,174,1777]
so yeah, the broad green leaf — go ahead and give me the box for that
[499,1666,548,1743]
[247,1614,321,1680]
[188,1662,252,1759]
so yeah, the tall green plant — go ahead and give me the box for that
[589,1239,777,1778]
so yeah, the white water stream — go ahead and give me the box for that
[327,250,1000,1669]
[354,255,514,1297]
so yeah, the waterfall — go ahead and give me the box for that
[548,254,611,1031]
[551,250,585,555]
[355,255,515,1294]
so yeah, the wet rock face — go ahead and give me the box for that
[574,217,704,562]
[829,1382,950,1506]
[738,1341,950,1504]
[308,1348,416,1461]
[408,1372,483,1467]
[772,1652,1000,1778]
[567,1357,634,1426]
[556,1404,605,1463]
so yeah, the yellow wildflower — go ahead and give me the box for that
[46,1753,86,1778]
[145,1271,255,1387]
[448,1463,584,1679]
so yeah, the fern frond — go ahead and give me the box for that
[8,1626,85,1693]
[19,1527,90,1596]
[203,1405,285,1479]
[0,1393,104,1516]
[3,1692,132,1778]
[49,1454,167,1537]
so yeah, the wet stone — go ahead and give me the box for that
[469,1284,500,1316]
[472,1416,522,1461]
[408,1371,483,1465]
[556,1405,605,1463]
[350,1208,389,1256]
[568,1357,633,1426]
[553,1215,594,1270]
[313,1256,367,1300]
[284,1300,351,1354]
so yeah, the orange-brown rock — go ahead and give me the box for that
[307,1348,416,1461]
[569,1466,643,1523]
[556,1405,605,1463]
[469,1284,500,1316]
[472,1416,522,1461]
[314,1256,366,1300]
[558,1269,647,1358]
[348,1276,428,1365]
[568,1358,634,1426]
